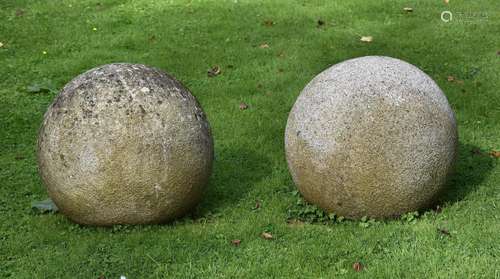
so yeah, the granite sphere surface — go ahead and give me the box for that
[285,56,457,219]
[38,63,213,225]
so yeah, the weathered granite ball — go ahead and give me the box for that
[38,63,213,225]
[285,56,457,219]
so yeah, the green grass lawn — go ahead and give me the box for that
[1,0,499,278]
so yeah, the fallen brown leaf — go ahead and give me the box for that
[207,66,221,77]
[239,102,248,110]
[0,42,4,48]
[403,7,413,12]
[352,262,363,272]
[15,9,25,17]
[253,200,261,210]
[15,155,25,160]
[263,20,274,27]
[287,219,305,227]
[444,0,449,4]
[471,148,483,156]
[489,150,500,158]
[360,36,373,43]
[437,228,451,237]
[261,232,273,240]
[447,75,455,82]
[259,43,270,49]
[231,239,241,246]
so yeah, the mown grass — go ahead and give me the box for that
[1,0,499,278]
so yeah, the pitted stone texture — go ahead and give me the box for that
[38,63,213,225]
[285,56,457,219]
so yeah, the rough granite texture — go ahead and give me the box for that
[38,63,214,226]
[285,56,458,219]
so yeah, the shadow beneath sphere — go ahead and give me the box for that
[437,142,496,206]
[188,145,272,219]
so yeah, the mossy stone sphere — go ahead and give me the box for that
[285,56,458,219]
[37,63,213,225]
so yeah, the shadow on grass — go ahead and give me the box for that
[195,145,272,215]
[439,142,496,205]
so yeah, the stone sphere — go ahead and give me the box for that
[285,56,458,219]
[37,63,213,225]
